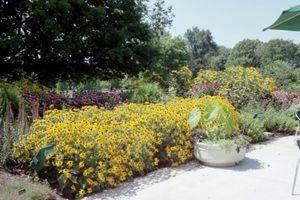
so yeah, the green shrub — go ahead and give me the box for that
[286,104,300,118]
[261,61,300,92]
[239,103,298,140]
[131,83,166,103]
[56,79,112,93]
[77,80,112,93]
[171,66,192,97]
[239,105,265,143]
[191,66,277,108]
[263,107,297,134]
[0,83,20,118]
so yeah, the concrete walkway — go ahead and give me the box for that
[84,136,300,200]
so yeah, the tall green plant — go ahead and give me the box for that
[131,83,166,103]
[188,99,238,141]
[0,82,29,165]
[0,83,19,119]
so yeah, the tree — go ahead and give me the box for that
[0,0,158,84]
[148,0,174,40]
[158,35,190,73]
[146,35,190,88]
[256,39,300,67]
[208,46,231,70]
[226,39,262,67]
[261,61,300,92]
[184,27,218,74]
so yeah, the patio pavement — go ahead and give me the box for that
[84,136,300,200]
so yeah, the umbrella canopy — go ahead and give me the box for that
[264,4,300,31]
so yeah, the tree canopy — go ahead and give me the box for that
[184,27,218,73]
[0,0,157,83]
[256,39,300,67]
[226,39,262,67]
[148,0,174,40]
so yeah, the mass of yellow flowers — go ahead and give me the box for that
[14,95,238,197]
[192,66,277,107]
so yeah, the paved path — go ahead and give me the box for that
[84,136,300,200]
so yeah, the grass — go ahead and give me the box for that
[0,169,61,200]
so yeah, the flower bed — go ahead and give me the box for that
[14,96,238,197]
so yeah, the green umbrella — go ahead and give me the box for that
[264,4,300,31]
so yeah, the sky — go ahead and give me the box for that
[150,0,300,48]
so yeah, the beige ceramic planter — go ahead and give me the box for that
[194,142,246,167]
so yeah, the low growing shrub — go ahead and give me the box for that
[286,104,300,119]
[191,82,219,98]
[70,90,126,109]
[239,103,298,142]
[263,107,297,134]
[272,90,300,108]
[23,90,127,113]
[131,83,166,103]
[261,61,300,92]
[171,66,193,97]
[239,106,266,143]
[14,96,238,197]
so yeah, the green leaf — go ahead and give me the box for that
[71,176,78,184]
[204,102,220,123]
[187,109,201,129]
[219,110,235,134]
[253,112,265,119]
[69,168,79,174]
[58,174,68,191]
[30,143,56,172]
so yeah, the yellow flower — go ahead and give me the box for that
[83,169,89,177]
[79,152,86,159]
[87,188,93,194]
[97,172,105,182]
[79,189,86,197]
[66,172,72,179]
[87,178,95,186]
[14,95,240,197]
[54,160,63,167]
[62,169,72,179]
[71,185,76,191]
[154,158,159,166]
[46,154,53,160]
[67,161,73,168]
[79,161,85,168]
[107,177,115,187]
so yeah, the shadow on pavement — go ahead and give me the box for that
[224,157,265,171]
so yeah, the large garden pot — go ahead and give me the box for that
[194,142,246,167]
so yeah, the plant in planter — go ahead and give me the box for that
[188,99,247,167]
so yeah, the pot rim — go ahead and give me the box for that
[194,141,246,150]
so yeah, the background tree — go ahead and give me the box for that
[256,39,300,67]
[184,27,218,74]
[0,0,158,84]
[261,61,300,92]
[148,0,174,40]
[146,35,190,88]
[208,46,231,70]
[226,39,262,67]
